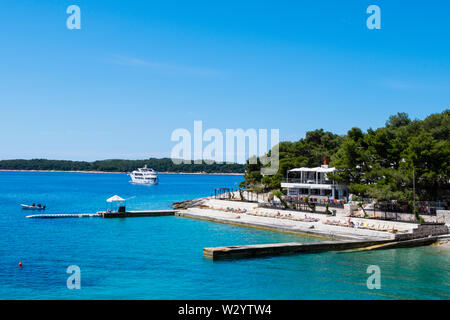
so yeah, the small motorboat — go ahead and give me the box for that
[21,204,46,210]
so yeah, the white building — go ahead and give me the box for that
[280,164,348,201]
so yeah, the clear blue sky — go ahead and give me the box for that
[1,1,449,161]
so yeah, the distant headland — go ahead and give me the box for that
[0,158,245,174]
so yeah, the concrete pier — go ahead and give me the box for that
[203,239,392,260]
[27,210,177,219]
[204,236,439,260]
[100,210,177,218]
[344,236,438,252]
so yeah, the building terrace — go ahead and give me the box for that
[281,164,349,201]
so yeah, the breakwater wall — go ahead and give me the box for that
[395,223,449,240]
[203,236,439,260]
[203,240,391,260]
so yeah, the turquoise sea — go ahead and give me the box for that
[0,171,448,300]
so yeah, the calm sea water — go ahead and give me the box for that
[0,171,448,300]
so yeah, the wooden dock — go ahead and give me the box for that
[100,210,177,218]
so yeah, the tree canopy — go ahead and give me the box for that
[243,129,343,189]
[243,110,450,201]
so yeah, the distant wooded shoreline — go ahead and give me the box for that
[0,169,244,175]
[0,158,245,174]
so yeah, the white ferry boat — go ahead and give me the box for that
[129,165,158,185]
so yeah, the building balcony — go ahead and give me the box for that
[281,178,334,185]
